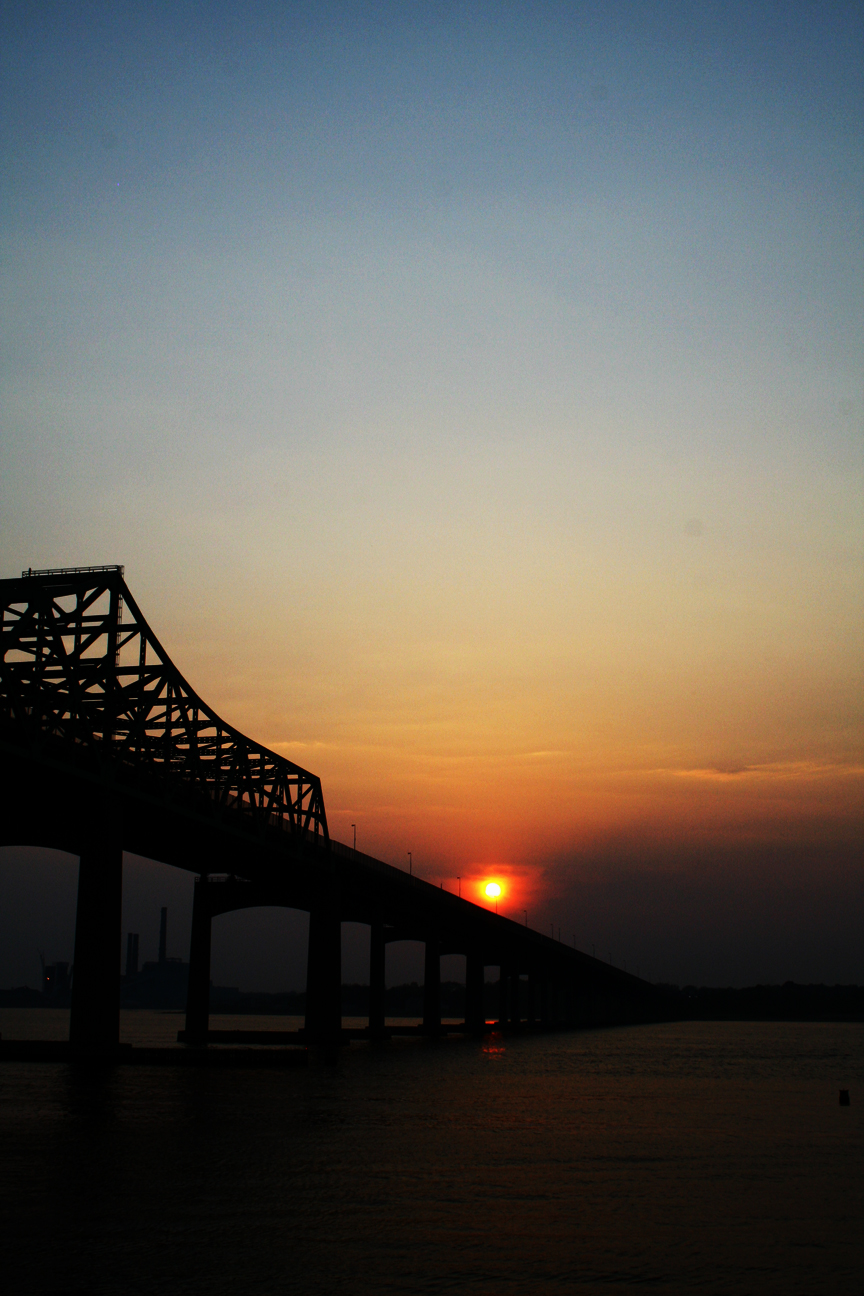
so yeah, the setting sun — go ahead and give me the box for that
[484,882,502,899]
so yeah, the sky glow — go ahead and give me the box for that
[1,2,862,988]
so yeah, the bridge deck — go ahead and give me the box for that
[1,566,670,1055]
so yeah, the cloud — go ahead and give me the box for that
[663,761,864,782]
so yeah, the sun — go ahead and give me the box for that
[484,882,502,899]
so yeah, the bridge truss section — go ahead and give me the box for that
[0,565,328,847]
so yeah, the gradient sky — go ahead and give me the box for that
[1,1,862,989]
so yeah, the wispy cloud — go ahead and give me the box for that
[663,761,864,782]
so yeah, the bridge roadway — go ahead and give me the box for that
[0,565,662,1053]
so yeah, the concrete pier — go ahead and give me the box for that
[185,876,213,1045]
[69,824,123,1049]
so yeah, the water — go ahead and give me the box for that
[2,1017,861,1295]
[0,1010,453,1044]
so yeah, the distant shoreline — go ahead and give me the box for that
[2,981,862,1022]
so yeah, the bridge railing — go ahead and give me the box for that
[0,567,328,847]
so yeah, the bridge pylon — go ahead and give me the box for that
[465,952,484,1034]
[305,872,343,1051]
[368,921,386,1039]
[185,875,213,1045]
[422,935,442,1036]
[69,809,123,1050]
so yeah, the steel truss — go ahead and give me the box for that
[0,566,328,846]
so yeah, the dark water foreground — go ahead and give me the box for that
[2,1020,861,1296]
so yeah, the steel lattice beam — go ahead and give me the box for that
[0,566,328,847]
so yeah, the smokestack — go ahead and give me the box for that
[158,908,167,965]
[126,933,139,980]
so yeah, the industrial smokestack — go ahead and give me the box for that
[158,908,167,964]
[126,932,139,980]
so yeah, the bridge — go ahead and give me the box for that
[0,565,662,1056]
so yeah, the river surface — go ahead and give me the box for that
[2,1016,861,1295]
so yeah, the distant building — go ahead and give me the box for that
[121,905,190,1008]
[40,955,71,1005]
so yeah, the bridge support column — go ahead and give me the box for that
[570,978,587,1028]
[184,876,212,1045]
[306,900,342,1049]
[510,972,523,1028]
[549,977,562,1027]
[526,972,538,1027]
[69,821,123,1050]
[565,977,578,1026]
[539,975,549,1026]
[497,964,510,1027]
[465,952,484,1034]
[369,920,386,1038]
[423,936,441,1036]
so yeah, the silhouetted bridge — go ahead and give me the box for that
[0,566,662,1055]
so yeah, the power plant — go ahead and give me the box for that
[122,907,190,1009]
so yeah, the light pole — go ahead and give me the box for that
[407,851,412,876]
[457,876,461,897]
[351,823,356,855]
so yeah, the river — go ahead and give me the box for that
[2,1016,861,1294]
